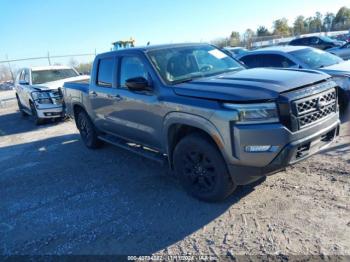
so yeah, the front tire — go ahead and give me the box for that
[76,110,101,149]
[29,101,44,125]
[173,133,236,202]
[16,95,28,117]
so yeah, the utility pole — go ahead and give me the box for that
[47,52,51,65]
[5,54,15,82]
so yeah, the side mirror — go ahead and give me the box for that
[125,77,152,91]
[19,80,29,85]
[290,64,302,69]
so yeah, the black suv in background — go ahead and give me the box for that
[289,36,345,50]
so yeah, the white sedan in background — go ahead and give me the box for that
[15,66,89,125]
[328,42,350,60]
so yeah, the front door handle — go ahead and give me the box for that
[107,94,122,101]
[90,91,97,97]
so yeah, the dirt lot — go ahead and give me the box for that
[0,100,349,257]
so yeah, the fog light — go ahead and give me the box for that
[245,145,272,152]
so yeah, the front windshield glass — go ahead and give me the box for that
[32,69,79,84]
[320,36,334,43]
[291,48,343,69]
[147,45,244,84]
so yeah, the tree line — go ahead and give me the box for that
[214,6,350,48]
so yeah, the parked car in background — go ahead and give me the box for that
[328,42,350,60]
[289,36,345,50]
[237,46,350,113]
[223,47,248,57]
[0,81,14,91]
[63,43,340,202]
[15,66,89,125]
[331,33,350,43]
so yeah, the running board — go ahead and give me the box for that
[98,134,167,165]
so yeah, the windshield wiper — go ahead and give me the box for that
[173,78,195,84]
[172,73,204,84]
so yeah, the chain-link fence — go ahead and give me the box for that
[0,51,97,86]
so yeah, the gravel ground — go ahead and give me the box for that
[0,101,349,257]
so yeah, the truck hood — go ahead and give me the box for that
[33,75,90,91]
[319,60,350,77]
[173,68,329,102]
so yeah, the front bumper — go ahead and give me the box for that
[227,115,340,185]
[35,104,64,118]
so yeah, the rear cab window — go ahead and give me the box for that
[239,55,260,68]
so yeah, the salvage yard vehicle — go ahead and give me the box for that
[289,36,345,50]
[237,46,350,113]
[328,42,350,60]
[63,43,340,202]
[15,66,89,125]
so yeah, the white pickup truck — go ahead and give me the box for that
[15,66,89,124]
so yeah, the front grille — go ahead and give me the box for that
[50,89,63,105]
[292,88,337,129]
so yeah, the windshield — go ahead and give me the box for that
[320,36,335,43]
[291,48,343,69]
[147,45,244,84]
[32,69,79,84]
[225,47,246,55]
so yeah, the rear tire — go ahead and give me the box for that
[76,110,102,149]
[29,101,44,125]
[173,133,236,202]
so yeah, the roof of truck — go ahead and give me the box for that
[30,65,74,71]
[248,45,309,54]
[99,43,210,57]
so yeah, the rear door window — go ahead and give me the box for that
[310,37,320,45]
[23,70,30,83]
[19,70,25,81]
[97,58,114,87]
[258,54,296,68]
[239,55,260,68]
[291,39,302,45]
[240,54,295,68]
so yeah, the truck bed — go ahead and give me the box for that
[64,79,90,94]
[63,79,90,118]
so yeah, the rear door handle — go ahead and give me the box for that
[107,94,122,101]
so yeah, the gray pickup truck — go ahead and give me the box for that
[63,43,340,202]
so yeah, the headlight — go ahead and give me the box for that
[332,76,350,90]
[31,91,53,104]
[223,102,279,124]
[31,91,50,100]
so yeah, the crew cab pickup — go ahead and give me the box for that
[15,66,89,124]
[63,43,340,202]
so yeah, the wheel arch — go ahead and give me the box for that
[72,103,88,128]
[163,112,226,169]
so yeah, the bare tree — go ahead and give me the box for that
[68,58,79,68]
[0,65,13,82]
